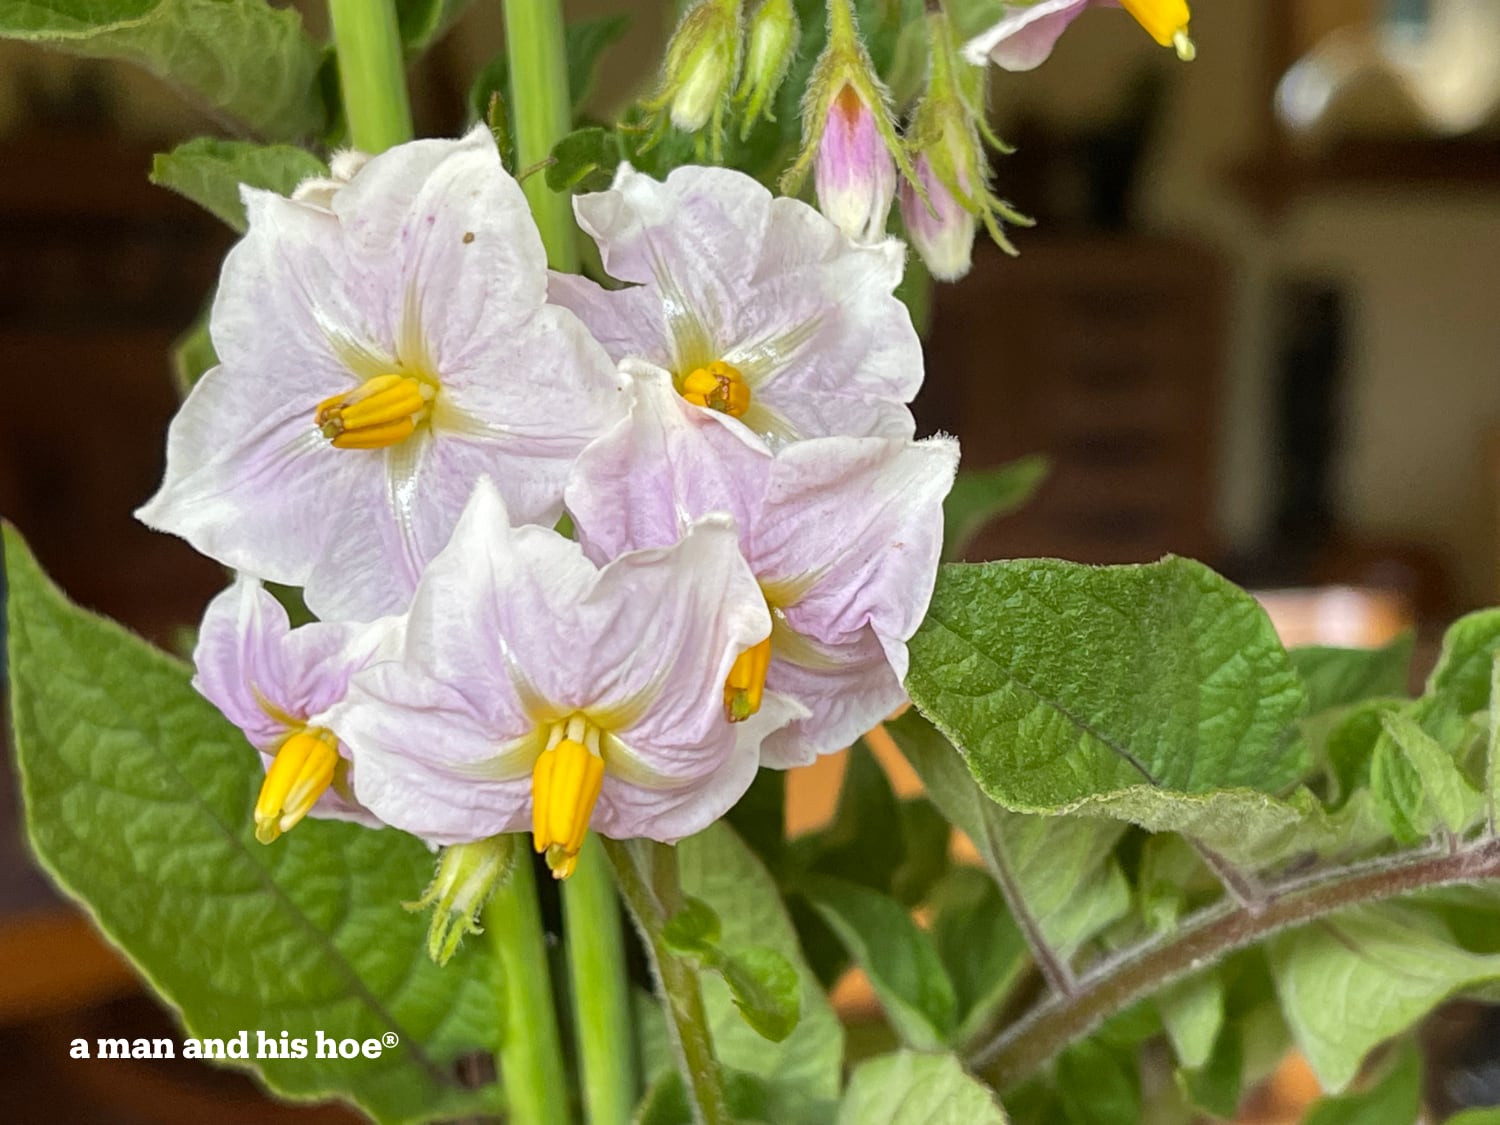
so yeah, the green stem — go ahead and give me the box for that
[487,855,570,1125]
[327,0,413,153]
[563,838,638,1125]
[968,836,1500,1090]
[603,839,731,1125]
[503,0,579,270]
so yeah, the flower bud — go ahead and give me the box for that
[656,0,742,134]
[901,154,976,281]
[815,83,897,243]
[736,0,799,136]
[407,835,517,965]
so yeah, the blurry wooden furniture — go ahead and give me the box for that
[922,236,1228,567]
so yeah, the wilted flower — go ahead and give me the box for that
[550,164,921,449]
[137,127,624,621]
[650,0,743,136]
[567,366,958,766]
[192,576,387,843]
[326,480,799,880]
[963,0,1195,71]
[736,0,800,137]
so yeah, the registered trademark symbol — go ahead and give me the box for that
[382,1032,399,1049]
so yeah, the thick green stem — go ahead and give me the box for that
[327,0,413,153]
[603,839,731,1125]
[503,0,579,270]
[563,838,638,1125]
[487,856,570,1125]
[968,836,1500,1090]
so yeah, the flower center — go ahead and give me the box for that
[531,717,606,880]
[255,727,339,844]
[315,374,433,449]
[1119,0,1194,60]
[680,360,751,418]
[723,636,772,722]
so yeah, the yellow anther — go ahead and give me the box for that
[315,374,431,450]
[680,360,751,419]
[531,721,606,880]
[1119,0,1193,56]
[255,728,339,844]
[724,636,772,722]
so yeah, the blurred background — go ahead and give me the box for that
[1,0,1498,1120]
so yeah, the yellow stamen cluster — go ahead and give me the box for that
[255,728,340,844]
[681,359,751,418]
[315,374,432,450]
[1120,0,1195,60]
[724,636,772,722]
[531,718,606,880]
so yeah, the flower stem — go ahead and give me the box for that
[563,837,638,1125]
[503,0,579,271]
[603,839,731,1125]
[967,836,1500,1089]
[486,854,570,1125]
[327,0,413,154]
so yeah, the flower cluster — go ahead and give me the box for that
[140,127,957,885]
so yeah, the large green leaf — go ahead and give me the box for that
[1269,902,1500,1092]
[905,558,1310,847]
[836,1051,1008,1125]
[804,876,957,1050]
[151,138,327,233]
[0,0,326,140]
[676,823,844,1107]
[2,526,500,1124]
[889,711,1130,955]
[1427,608,1500,713]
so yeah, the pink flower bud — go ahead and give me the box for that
[901,154,977,282]
[815,85,896,243]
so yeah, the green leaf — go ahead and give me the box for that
[635,1066,792,1125]
[891,797,952,907]
[151,138,327,232]
[662,896,721,957]
[1380,711,1484,835]
[941,457,1049,561]
[1157,971,1224,1071]
[1448,1110,1500,1125]
[1428,608,1500,712]
[715,946,801,1044]
[395,0,471,52]
[927,867,1028,1032]
[906,559,1310,840]
[888,711,1130,955]
[795,741,904,893]
[1324,698,1404,806]
[1302,1039,1422,1125]
[1269,902,1500,1092]
[1138,834,1209,934]
[1371,698,1471,844]
[725,766,786,870]
[1056,1039,1141,1125]
[2,526,499,1124]
[835,1051,1008,1125]
[1291,636,1414,715]
[676,823,843,1106]
[547,125,625,193]
[804,876,957,1050]
[1175,1027,1243,1120]
[0,0,325,140]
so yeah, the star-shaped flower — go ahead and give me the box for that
[566,364,957,766]
[326,480,798,878]
[549,164,921,448]
[138,127,625,621]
